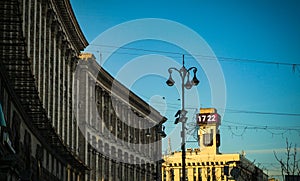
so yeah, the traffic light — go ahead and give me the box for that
[174,109,188,124]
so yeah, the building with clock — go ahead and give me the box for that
[162,108,268,181]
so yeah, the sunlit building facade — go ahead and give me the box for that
[0,1,168,181]
[77,53,167,181]
[162,108,268,181]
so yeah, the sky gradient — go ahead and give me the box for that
[70,0,300,179]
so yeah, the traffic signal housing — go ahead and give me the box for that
[174,109,188,124]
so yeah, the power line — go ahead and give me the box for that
[223,120,300,128]
[146,98,300,117]
[183,119,300,139]
[89,44,183,56]
[222,125,300,131]
[88,43,300,66]
[223,108,300,117]
[218,120,300,137]
[135,92,300,117]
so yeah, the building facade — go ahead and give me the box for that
[0,0,89,180]
[1,1,167,180]
[77,53,167,181]
[162,108,268,181]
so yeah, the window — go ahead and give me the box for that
[221,175,224,180]
[212,167,216,181]
[186,168,188,180]
[216,133,220,147]
[11,112,21,152]
[111,160,116,180]
[170,169,174,181]
[223,166,229,176]
[207,167,211,176]
[179,168,182,180]
[198,168,202,181]
[98,152,102,179]
[117,162,122,179]
[104,158,109,177]
[117,118,122,139]
[24,130,32,169]
[203,133,213,146]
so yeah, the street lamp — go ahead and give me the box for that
[166,54,199,181]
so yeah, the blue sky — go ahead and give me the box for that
[70,0,300,179]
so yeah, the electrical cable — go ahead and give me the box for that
[88,43,300,66]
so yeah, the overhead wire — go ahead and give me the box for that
[88,43,300,66]
[86,44,300,122]
[142,97,300,117]
[222,108,300,117]
[133,92,300,117]
[217,119,300,137]
[88,44,300,138]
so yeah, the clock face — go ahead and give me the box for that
[196,113,220,125]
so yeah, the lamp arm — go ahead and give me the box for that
[187,67,197,72]
[168,67,181,74]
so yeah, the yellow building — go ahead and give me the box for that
[162,108,268,181]
[268,178,279,181]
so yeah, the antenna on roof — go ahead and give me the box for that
[167,137,172,155]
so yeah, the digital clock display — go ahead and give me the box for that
[197,113,220,125]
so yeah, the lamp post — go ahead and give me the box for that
[166,54,199,181]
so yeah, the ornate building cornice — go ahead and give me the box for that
[51,0,88,52]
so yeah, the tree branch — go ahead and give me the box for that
[286,138,292,175]
[292,144,297,175]
[274,138,300,179]
[274,150,288,177]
